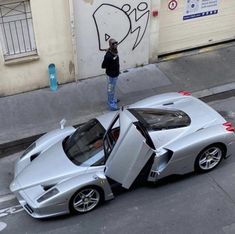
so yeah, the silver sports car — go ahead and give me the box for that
[10,92,235,218]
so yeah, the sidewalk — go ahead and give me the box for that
[1,43,235,157]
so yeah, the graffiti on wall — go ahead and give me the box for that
[93,2,150,51]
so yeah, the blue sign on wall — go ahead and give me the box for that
[183,0,219,21]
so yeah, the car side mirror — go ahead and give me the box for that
[60,118,67,129]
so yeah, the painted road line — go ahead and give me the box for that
[0,205,24,218]
[0,222,7,231]
[0,194,15,203]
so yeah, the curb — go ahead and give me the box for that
[0,134,43,159]
[192,82,235,99]
[0,86,234,159]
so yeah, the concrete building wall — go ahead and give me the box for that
[0,0,74,96]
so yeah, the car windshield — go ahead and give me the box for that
[63,119,106,166]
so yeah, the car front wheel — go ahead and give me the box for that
[70,187,102,214]
[195,144,225,172]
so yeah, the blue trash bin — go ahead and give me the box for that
[48,63,58,91]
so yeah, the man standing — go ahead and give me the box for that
[102,38,120,111]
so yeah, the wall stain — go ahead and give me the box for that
[83,0,94,5]
[69,61,75,75]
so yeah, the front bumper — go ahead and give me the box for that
[13,189,69,219]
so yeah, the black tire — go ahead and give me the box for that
[70,186,103,214]
[195,144,225,172]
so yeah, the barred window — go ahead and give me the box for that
[0,0,37,61]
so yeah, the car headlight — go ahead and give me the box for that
[20,142,36,159]
[37,188,59,203]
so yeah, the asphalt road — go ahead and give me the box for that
[1,96,235,234]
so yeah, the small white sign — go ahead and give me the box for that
[183,0,219,20]
[168,0,178,11]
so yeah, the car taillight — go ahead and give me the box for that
[178,91,192,96]
[223,122,235,132]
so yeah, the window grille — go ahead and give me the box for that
[0,0,37,60]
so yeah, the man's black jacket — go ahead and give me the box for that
[102,50,120,77]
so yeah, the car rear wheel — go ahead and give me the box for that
[70,187,102,214]
[195,144,224,172]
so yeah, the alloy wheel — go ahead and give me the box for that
[198,145,223,171]
[72,187,100,213]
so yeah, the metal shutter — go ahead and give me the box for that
[158,0,235,55]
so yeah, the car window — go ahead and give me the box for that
[128,108,191,130]
[63,119,106,166]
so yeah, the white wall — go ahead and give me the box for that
[73,0,151,79]
[0,0,74,96]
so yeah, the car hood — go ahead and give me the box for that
[11,139,88,192]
